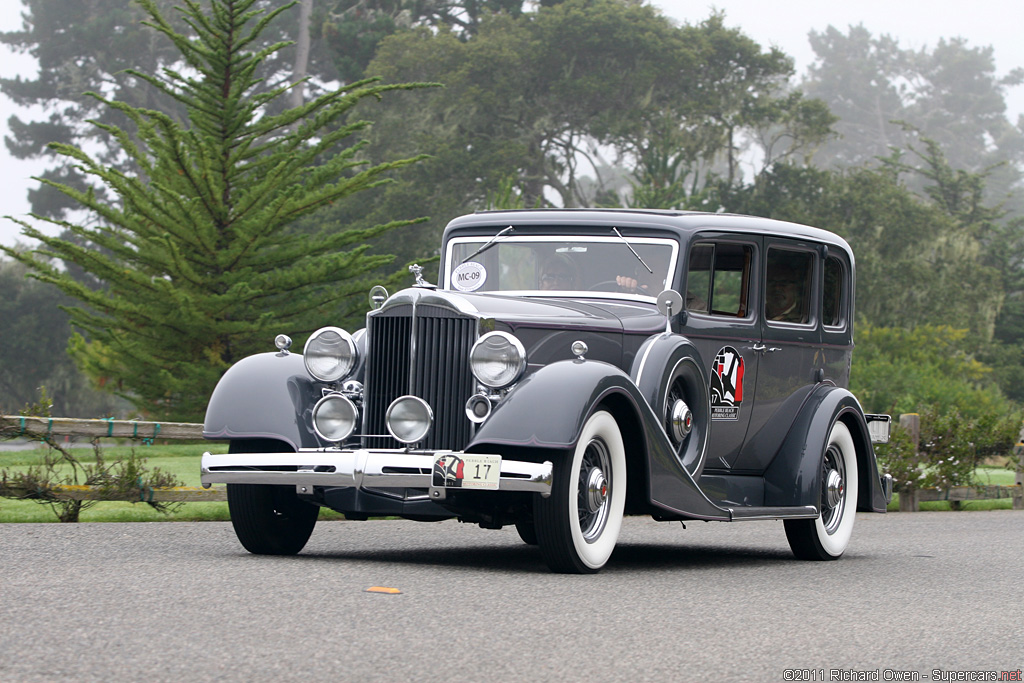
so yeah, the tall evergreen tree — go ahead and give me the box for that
[1,0,428,421]
[1,0,341,218]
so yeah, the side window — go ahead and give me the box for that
[765,248,813,324]
[823,255,846,327]
[686,242,753,317]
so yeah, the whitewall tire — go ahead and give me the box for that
[535,410,626,573]
[785,420,859,560]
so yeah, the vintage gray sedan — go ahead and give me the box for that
[200,209,893,573]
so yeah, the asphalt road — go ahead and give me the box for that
[1,511,1022,683]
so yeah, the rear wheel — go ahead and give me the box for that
[534,411,626,573]
[226,440,319,556]
[784,421,859,560]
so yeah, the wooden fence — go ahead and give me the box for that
[0,414,226,503]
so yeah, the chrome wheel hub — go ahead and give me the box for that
[820,444,847,535]
[669,399,693,442]
[578,438,612,542]
[585,467,607,514]
[825,469,844,509]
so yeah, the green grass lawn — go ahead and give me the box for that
[2,442,1019,521]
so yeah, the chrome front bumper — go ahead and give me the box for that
[200,449,553,500]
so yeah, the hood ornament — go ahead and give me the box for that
[409,264,436,289]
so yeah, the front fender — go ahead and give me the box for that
[203,352,321,451]
[468,359,638,450]
[763,385,887,513]
[467,359,728,520]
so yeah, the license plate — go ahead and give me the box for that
[432,454,501,490]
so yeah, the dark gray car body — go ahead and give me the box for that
[203,209,890,527]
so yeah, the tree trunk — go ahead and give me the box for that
[289,0,313,109]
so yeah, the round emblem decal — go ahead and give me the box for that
[452,261,487,292]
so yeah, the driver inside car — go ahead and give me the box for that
[615,250,670,294]
[539,254,580,290]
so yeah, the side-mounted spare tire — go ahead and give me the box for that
[631,336,711,479]
[225,439,320,555]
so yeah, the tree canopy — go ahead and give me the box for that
[338,1,834,266]
[803,25,1024,214]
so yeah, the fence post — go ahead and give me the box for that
[898,413,921,512]
[1015,452,1023,511]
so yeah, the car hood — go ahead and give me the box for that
[374,287,667,335]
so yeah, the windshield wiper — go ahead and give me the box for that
[461,225,515,264]
[612,227,652,273]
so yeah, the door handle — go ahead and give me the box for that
[752,344,781,354]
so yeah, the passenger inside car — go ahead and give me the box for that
[766,250,811,323]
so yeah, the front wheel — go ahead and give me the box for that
[226,440,319,555]
[534,411,626,573]
[784,421,859,560]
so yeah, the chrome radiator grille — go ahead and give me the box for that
[363,303,477,450]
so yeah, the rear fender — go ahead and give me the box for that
[763,385,888,513]
[203,352,322,451]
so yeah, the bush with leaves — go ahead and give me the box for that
[855,324,1022,494]
[850,324,1010,419]
[875,407,1021,495]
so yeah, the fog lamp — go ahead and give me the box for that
[386,396,433,444]
[312,393,358,442]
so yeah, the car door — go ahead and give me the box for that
[732,238,822,472]
[680,235,761,470]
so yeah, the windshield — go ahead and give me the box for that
[444,235,678,298]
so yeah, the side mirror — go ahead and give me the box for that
[656,289,684,334]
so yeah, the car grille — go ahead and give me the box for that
[363,302,477,450]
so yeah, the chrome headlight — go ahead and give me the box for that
[303,327,357,382]
[312,393,358,442]
[469,331,526,389]
[386,396,433,444]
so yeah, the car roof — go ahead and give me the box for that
[443,209,854,256]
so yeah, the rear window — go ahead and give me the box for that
[823,255,846,328]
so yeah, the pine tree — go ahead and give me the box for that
[1,0,429,421]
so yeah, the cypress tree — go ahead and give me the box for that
[1,0,429,421]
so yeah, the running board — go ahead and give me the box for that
[727,505,818,521]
